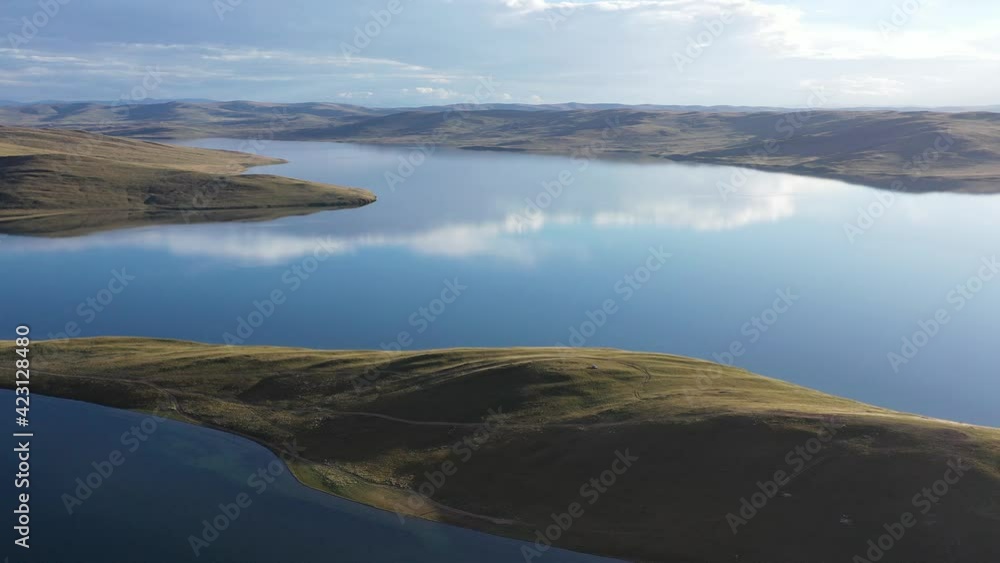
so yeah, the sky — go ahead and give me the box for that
[1,0,999,107]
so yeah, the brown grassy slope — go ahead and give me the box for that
[4,337,998,563]
[0,100,391,139]
[301,109,1000,193]
[0,126,375,236]
[0,126,281,173]
[3,102,1000,192]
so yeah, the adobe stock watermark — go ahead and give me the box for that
[352,278,468,392]
[977,495,1000,521]
[726,417,839,534]
[222,237,344,344]
[7,0,74,50]
[229,107,293,160]
[392,407,508,523]
[542,3,577,30]
[213,0,246,21]
[714,288,799,366]
[559,246,671,348]
[878,0,926,39]
[340,0,404,60]
[63,66,164,168]
[851,458,971,563]
[680,365,731,409]
[45,268,138,343]
[188,440,306,556]
[384,76,499,192]
[118,65,164,112]
[844,131,955,243]
[716,87,830,201]
[378,278,468,351]
[521,449,639,562]
[672,11,735,73]
[182,107,292,220]
[887,255,998,373]
[508,115,623,234]
[349,354,395,394]
[61,413,167,514]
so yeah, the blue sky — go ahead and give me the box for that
[1,0,998,106]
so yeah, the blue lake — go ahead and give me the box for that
[2,390,617,562]
[1,140,997,428]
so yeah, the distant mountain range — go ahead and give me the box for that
[2,100,1000,193]
[2,99,999,112]
[0,98,218,107]
[414,102,1000,113]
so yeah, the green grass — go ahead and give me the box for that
[0,126,375,236]
[2,337,998,562]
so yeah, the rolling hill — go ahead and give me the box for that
[3,101,1000,193]
[0,126,375,236]
[5,337,998,563]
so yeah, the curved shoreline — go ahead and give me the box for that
[7,103,1000,195]
[3,337,999,562]
[0,127,377,236]
[6,369,615,561]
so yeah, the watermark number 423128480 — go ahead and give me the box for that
[13,324,33,550]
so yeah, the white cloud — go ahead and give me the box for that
[192,46,428,71]
[502,0,555,14]
[1,163,843,264]
[412,86,460,99]
[3,1,999,106]
[801,76,906,98]
[499,0,1000,62]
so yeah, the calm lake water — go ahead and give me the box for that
[1,139,997,429]
[2,391,617,562]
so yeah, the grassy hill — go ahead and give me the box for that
[0,100,392,139]
[0,126,375,236]
[296,108,1000,194]
[4,337,998,562]
[3,101,1000,193]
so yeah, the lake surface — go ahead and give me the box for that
[1,140,997,428]
[3,390,616,562]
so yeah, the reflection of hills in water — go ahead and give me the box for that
[1,141,850,262]
[0,208,331,238]
[4,141,1000,428]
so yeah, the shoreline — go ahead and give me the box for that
[4,367,617,561]
[0,127,377,236]
[3,337,999,562]
[158,134,1000,195]
[7,102,1000,196]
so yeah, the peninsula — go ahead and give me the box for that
[5,337,998,563]
[0,126,375,236]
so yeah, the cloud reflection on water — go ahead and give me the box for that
[1,161,847,264]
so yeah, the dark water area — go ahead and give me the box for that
[2,391,617,562]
